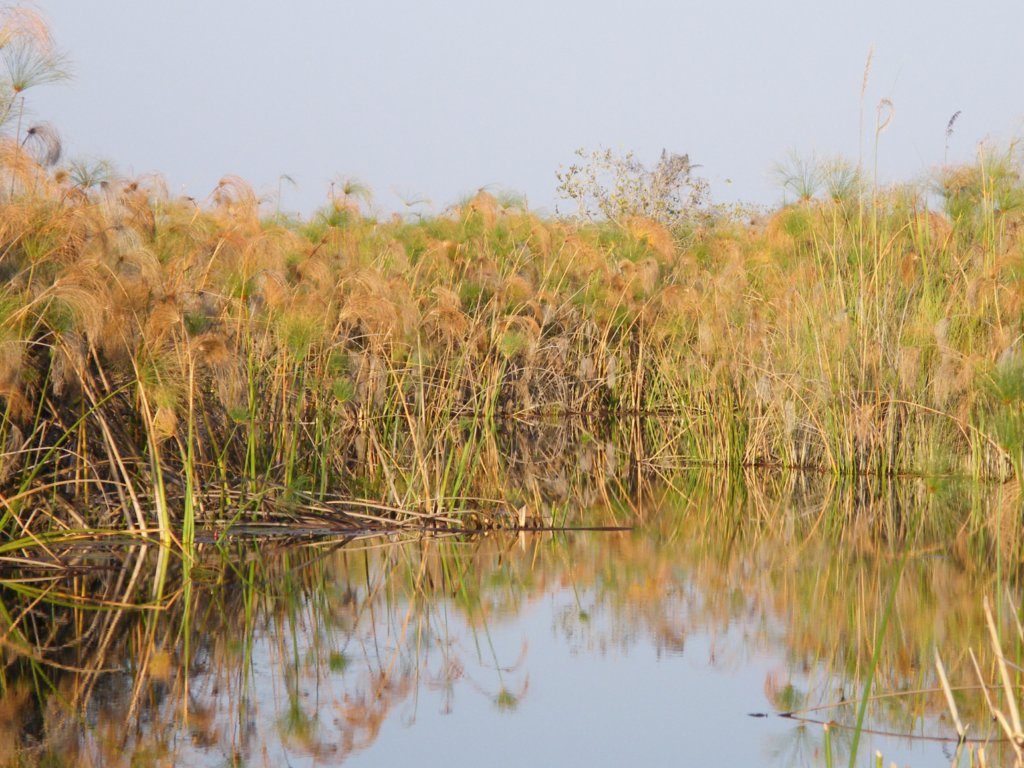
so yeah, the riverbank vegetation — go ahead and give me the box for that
[2,9,1024,768]
[2,137,1024,544]
[0,7,1023,550]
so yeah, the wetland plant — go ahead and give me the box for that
[0,8,1021,557]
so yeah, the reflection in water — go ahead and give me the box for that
[1,470,1022,766]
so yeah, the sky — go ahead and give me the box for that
[25,0,1024,218]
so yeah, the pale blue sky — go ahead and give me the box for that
[29,0,1024,217]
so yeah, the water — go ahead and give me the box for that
[1,471,1019,767]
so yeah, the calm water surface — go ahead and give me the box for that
[2,472,1019,767]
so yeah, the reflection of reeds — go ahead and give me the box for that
[0,469,1015,765]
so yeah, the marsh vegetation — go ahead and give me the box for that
[2,7,1024,767]
[3,134,1024,545]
